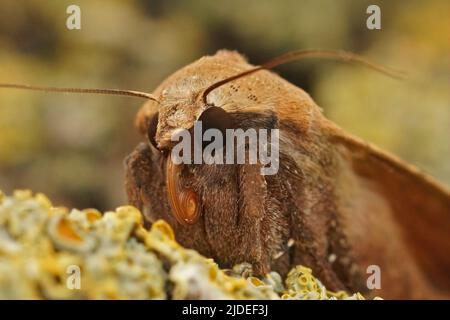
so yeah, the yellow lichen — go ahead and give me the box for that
[35,193,52,209]
[56,217,83,243]
[84,209,102,222]
[0,189,376,300]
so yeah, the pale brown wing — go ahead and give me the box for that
[327,122,450,295]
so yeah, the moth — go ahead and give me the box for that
[2,50,449,299]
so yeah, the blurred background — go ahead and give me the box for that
[0,0,448,211]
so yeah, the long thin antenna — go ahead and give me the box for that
[202,49,405,104]
[0,83,159,102]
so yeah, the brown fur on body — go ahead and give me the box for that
[125,50,450,299]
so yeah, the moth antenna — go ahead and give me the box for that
[0,83,159,102]
[202,49,405,104]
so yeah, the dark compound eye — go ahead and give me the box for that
[197,106,233,135]
[196,106,234,151]
[147,112,159,151]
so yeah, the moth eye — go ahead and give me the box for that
[196,106,234,151]
[197,106,233,135]
[147,112,160,151]
[166,154,201,225]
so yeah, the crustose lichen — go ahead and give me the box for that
[0,189,376,299]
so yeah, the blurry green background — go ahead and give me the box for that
[0,0,449,210]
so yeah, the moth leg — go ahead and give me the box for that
[195,162,289,276]
[236,163,272,274]
[290,219,350,292]
[282,174,350,292]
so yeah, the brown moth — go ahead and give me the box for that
[1,50,450,299]
[124,50,450,299]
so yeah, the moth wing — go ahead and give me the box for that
[327,124,450,292]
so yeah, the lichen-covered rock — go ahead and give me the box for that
[0,190,375,299]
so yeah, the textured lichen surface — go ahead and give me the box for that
[0,190,375,299]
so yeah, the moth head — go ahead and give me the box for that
[138,91,233,225]
[142,97,233,153]
[134,53,244,226]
